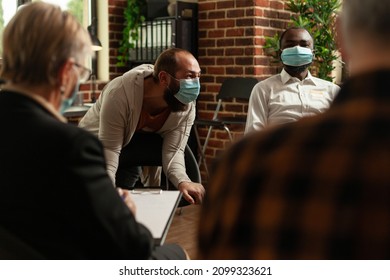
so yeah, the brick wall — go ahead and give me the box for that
[80,0,291,181]
[107,0,129,80]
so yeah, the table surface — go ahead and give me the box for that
[131,189,182,245]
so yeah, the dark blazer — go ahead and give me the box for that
[0,91,153,259]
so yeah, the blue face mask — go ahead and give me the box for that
[281,46,313,66]
[60,79,80,114]
[174,77,200,104]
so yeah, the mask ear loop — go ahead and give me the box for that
[159,71,176,96]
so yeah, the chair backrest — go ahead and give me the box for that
[211,77,259,120]
[119,132,201,185]
[216,77,258,100]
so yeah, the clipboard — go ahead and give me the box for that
[131,189,182,245]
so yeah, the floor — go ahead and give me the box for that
[165,204,201,259]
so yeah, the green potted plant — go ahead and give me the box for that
[117,0,147,66]
[264,0,341,81]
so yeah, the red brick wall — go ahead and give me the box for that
[108,0,129,80]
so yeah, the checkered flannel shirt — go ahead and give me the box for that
[198,69,390,260]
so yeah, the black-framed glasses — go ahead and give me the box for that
[74,62,92,83]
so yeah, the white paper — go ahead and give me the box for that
[131,190,181,245]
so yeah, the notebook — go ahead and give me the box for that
[131,189,182,245]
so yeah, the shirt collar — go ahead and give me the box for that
[280,68,317,86]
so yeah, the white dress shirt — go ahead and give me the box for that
[245,69,340,133]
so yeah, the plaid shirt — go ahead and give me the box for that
[198,69,390,259]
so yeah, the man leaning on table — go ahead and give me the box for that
[79,48,205,205]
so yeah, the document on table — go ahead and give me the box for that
[131,189,182,245]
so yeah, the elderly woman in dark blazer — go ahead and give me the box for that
[0,1,186,260]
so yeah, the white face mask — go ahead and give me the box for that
[60,79,80,114]
[281,46,313,66]
[174,77,201,104]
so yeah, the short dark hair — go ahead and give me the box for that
[279,26,314,49]
[153,48,193,80]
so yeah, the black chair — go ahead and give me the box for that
[118,132,201,207]
[194,77,258,175]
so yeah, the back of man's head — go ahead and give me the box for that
[341,0,390,75]
[342,0,390,45]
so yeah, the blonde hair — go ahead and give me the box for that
[0,1,92,87]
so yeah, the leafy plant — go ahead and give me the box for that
[117,0,147,66]
[264,33,281,64]
[264,0,341,81]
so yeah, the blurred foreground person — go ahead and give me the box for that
[199,0,390,259]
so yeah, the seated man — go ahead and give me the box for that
[79,48,205,205]
[0,2,186,260]
[245,27,340,133]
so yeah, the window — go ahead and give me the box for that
[32,0,85,24]
[1,2,17,25]
[31,0,103,80]
[0,0,107,81]
[0,0,87,56]
[0,1,18,56]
